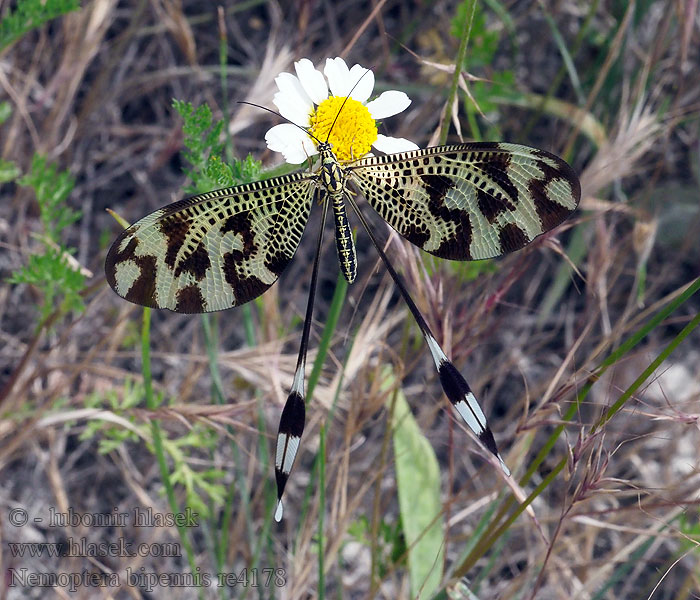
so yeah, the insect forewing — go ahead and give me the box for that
[105,173,315,313]
[348,142,580,261]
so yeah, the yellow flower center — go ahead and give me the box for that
[309,96,377,161]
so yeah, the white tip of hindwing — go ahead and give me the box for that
[274,501,284,522]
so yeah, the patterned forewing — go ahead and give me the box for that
[105,173,315,313]
[349,143,580,260]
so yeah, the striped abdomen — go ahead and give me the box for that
[330,191,357,284]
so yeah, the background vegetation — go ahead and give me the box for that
[1,0,699,598]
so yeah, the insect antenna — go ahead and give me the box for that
[323,65,374,145]
[346,195,510,476]
[273,190,329,521]
[240,63,374,153]
[237,101,324,146]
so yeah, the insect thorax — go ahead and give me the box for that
[318,143,345,195]
[315,142,357,284]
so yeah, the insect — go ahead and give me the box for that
[106,117,580,521]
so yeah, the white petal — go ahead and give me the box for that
[324,57,351,97]
[294,58,328,105]
[273,92,312,128]
[347,64,374,103]
[273,73,313,126]
[285,140,318,164]
[274,72,312,106]
[366,91,412,119]
[265,123,300,150]
[265,124,317,164]
[372,134,420,154]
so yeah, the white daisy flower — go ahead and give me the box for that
[265,57,419,164]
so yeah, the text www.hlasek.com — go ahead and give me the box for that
[6,538,180,558]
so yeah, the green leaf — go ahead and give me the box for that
[0,158,20,182]
[9,154,82,325]
[8,246,85,322]
[384,367,444,598]
[0,0,80,51]
[172,98,261,194]
[19,154,77,242]
[0,101,12,125]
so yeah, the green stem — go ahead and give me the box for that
[318,423,326,600]
[456,277,700,576]
[470,304,700,572]
[218,6,234,165]
[521,0,599,142]
[300,272,348,596]
[308,273,348,402]
[439,0,475,145]
[142,308,199,595]
[528,277,700,490]
[201,314,255,585]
